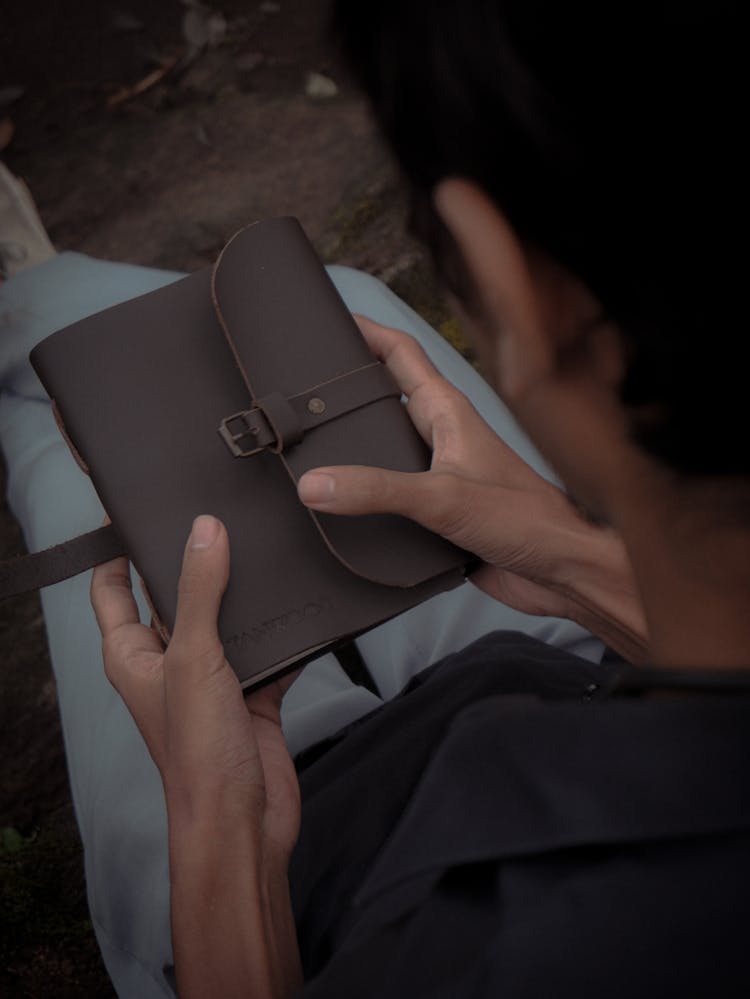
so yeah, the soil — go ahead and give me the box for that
[0,1,466,994]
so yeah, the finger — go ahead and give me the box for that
[167,515,230,679]
[91,556,166,659]
[354,313,443,398]
[91,557,167,762]
[354,314,464,446]
[357,314,559,491]
[91,555,142,637]
[101,619,167,761]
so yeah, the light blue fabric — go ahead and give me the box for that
[0,252,602,997]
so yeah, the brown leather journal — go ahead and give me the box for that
[15,218,469,688]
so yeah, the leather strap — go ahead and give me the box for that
[258,392,305,453]
[218,361,400,458]
[1,363,400,597]
[0,523,126,599]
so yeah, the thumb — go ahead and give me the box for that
[298,465,432,520]
[168,515,230,677]
[298,465,476,546]
[298,466,539,568]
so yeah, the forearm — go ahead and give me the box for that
[169,814,303,999]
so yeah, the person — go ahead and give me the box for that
[2,0,749,995]
[0,167,603,992]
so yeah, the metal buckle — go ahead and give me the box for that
[218,409,270,458]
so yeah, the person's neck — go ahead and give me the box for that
[614,465,750,669]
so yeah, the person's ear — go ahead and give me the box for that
[433,178,551,401]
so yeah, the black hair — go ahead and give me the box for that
[334,0,745,477]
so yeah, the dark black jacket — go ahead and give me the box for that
[291,632,750,998]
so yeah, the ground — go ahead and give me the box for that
[0,1,467,994]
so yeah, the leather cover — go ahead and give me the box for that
[30,218,468,688]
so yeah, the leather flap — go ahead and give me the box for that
[211,218,466,588]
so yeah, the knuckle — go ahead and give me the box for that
[393,337,425,371]
[372,467,397,504]
[177,564,203,600]
[404,336,429,364]
[418,378,465,425]
[349,466,394,512]
[431,383,472,426]
[376,468,415,517]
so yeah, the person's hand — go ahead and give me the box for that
[298,315,586,619]
[90,515,300,859]
[92,516,304,996]
[298,316,648,663]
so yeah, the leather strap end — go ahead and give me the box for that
[0,523,127,599]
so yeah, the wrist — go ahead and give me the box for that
[167,796,294,873]
[550,511,649,662]
[521,492,601,600]
[168,815,300,999]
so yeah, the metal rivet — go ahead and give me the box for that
[307,397,326,415]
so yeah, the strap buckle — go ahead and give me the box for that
[218,408,271,458]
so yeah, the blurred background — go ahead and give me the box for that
[0,0,467,993]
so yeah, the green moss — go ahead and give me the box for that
[323,196,381,262]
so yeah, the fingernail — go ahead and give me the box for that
[190,514,220,550]
[298,472,336,505]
